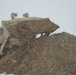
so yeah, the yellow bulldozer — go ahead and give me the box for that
[0,13,59,55]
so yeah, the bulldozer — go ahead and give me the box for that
[0,13,59,56]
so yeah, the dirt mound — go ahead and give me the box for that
[0,32,76,75]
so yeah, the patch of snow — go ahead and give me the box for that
[0,72,15,75]
[42,33,45,35]
[36,34,41,38]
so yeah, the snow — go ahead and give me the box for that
[0,72,15,75]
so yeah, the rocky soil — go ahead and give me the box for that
[0,32,76,75]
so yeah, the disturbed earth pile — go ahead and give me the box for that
[0,18,76,75]
[0,32,76,75]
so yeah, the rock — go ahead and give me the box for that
[2,18,59,38]
[0,32,76,75]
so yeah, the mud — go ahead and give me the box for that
[0,32,76,75]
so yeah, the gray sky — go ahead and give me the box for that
[0,0,76,35]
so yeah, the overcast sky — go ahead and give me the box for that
[0,0,76,35]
